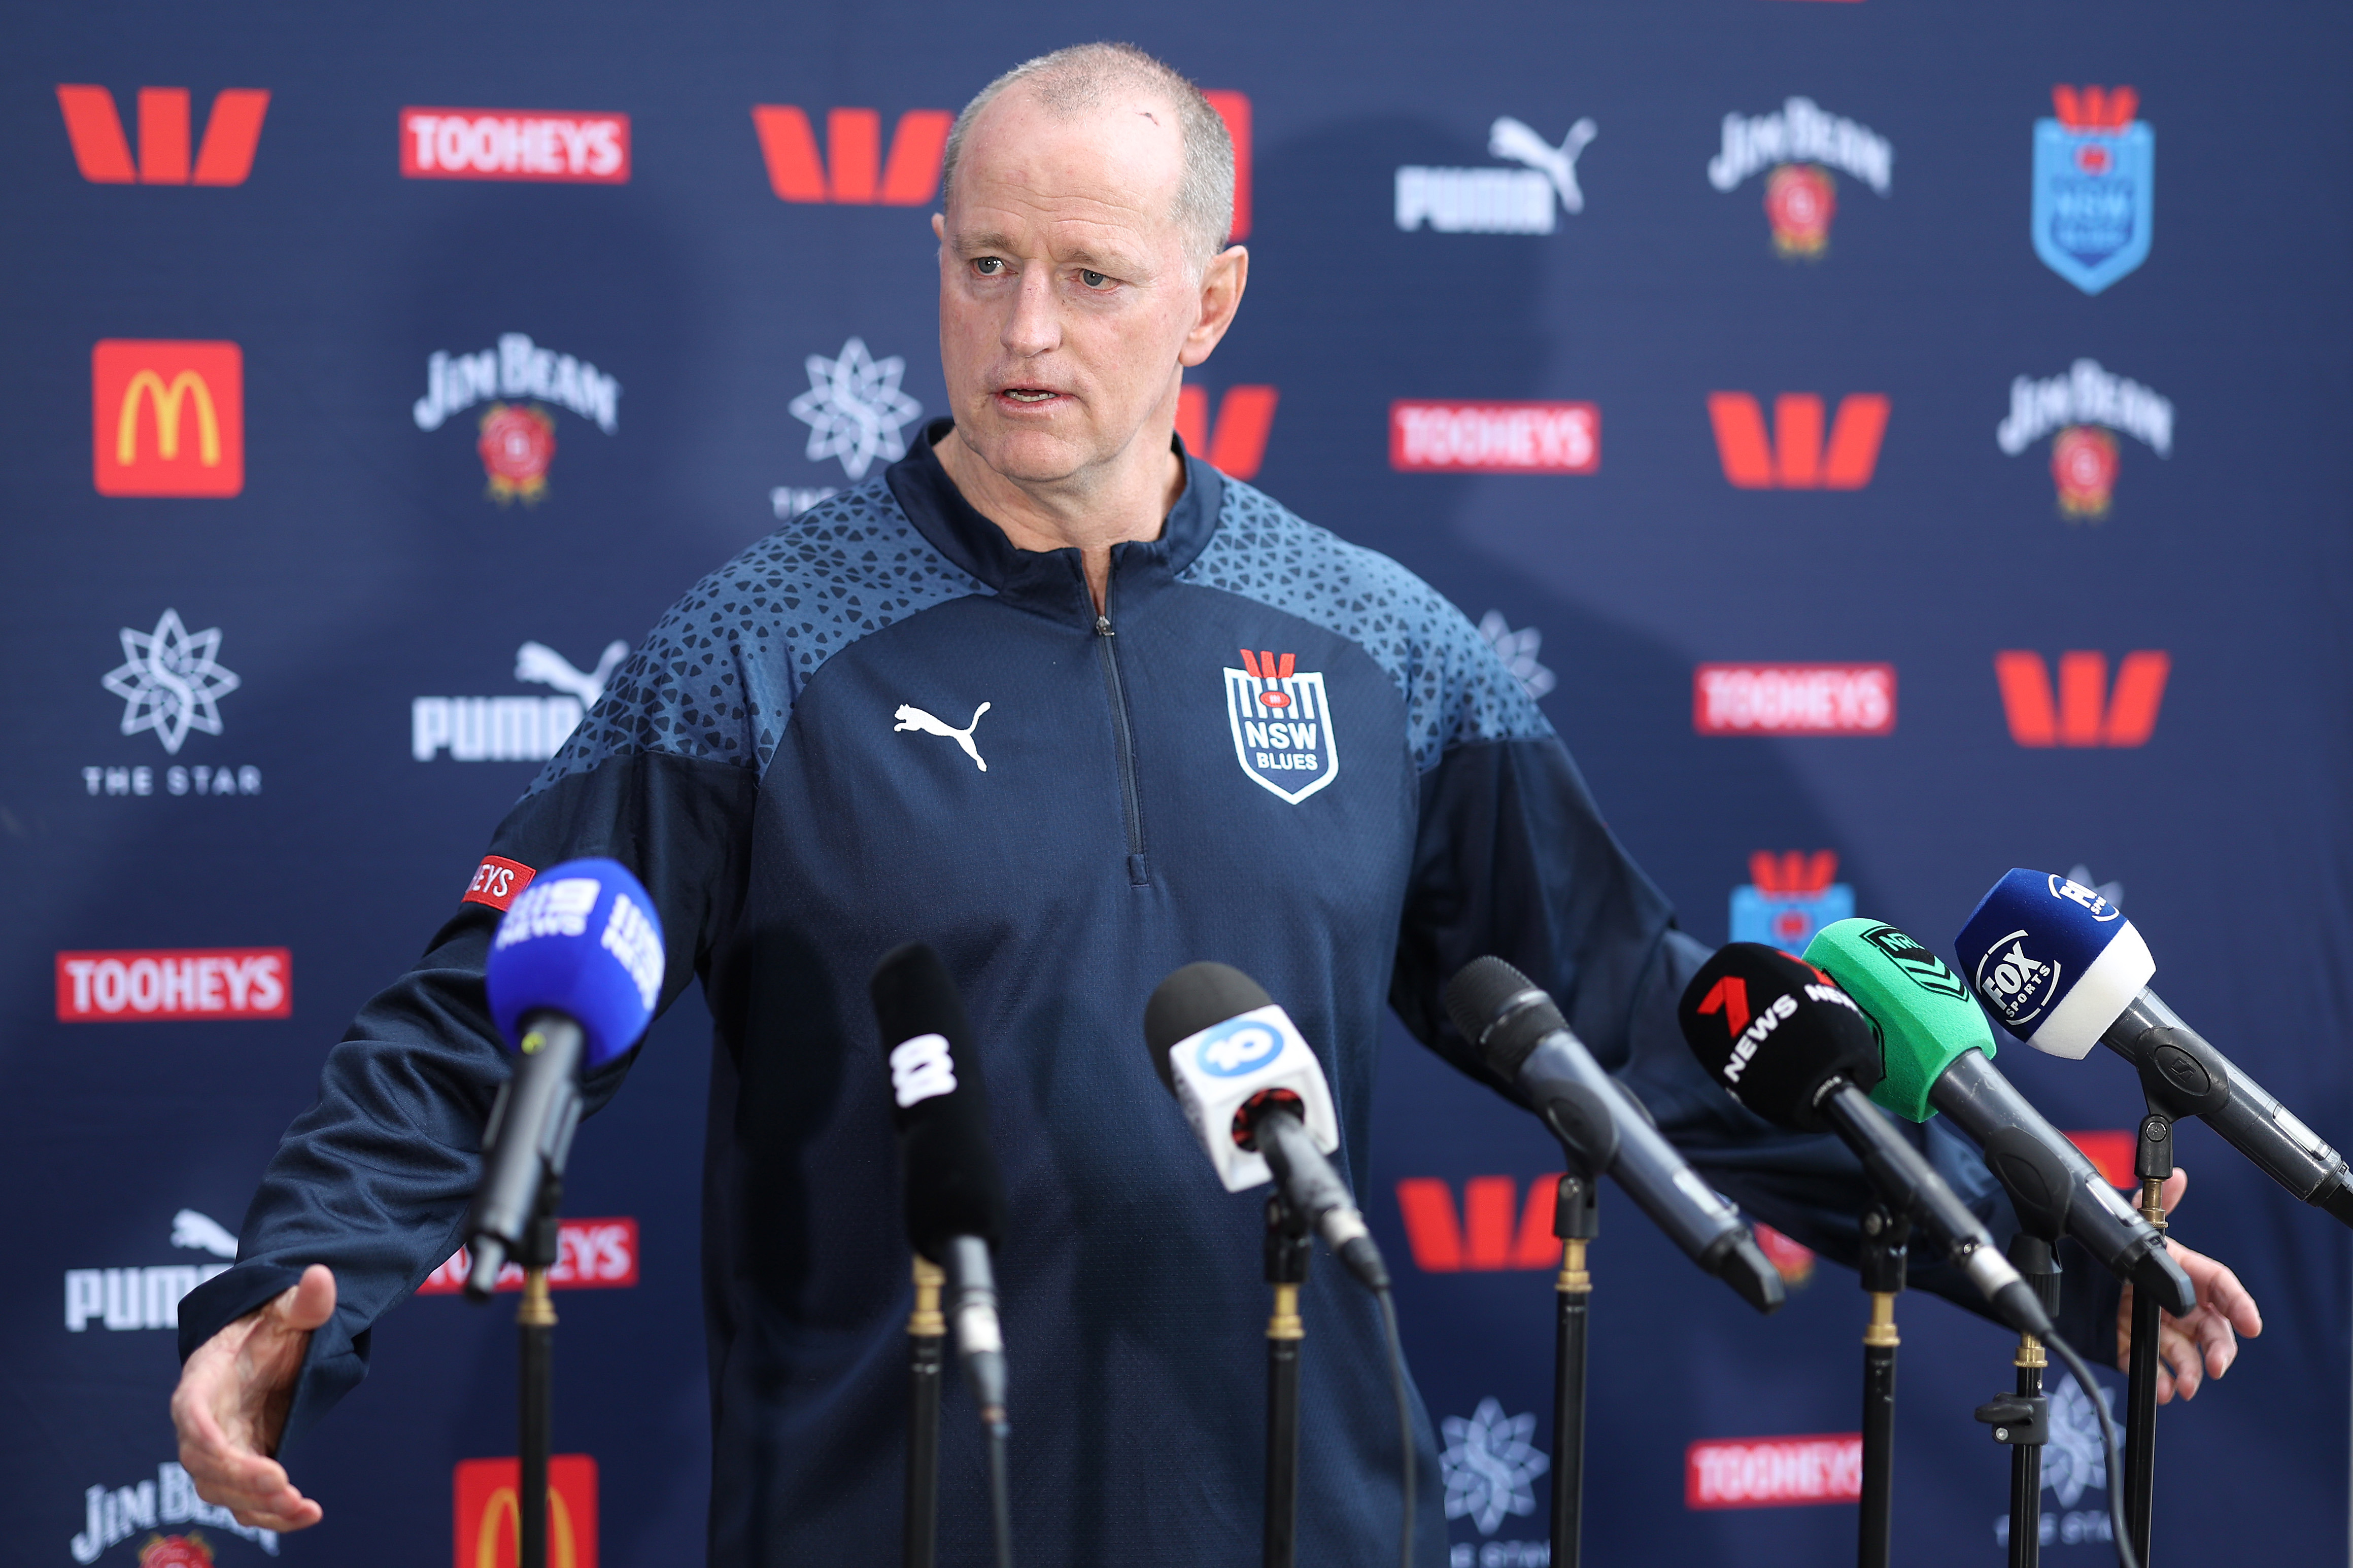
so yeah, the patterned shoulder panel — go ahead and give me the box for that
[1179,478,1553,772]
[529,481,987,794]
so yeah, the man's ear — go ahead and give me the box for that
[1179,246,1249,369]
[932,213,947,241]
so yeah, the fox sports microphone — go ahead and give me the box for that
[1678,943,2053,1337]
[1444,957,1784,1314]
[467,857,666,1299]
[1803,919,2196,1316]
[1956,869,2353,1227]
[871,942,1010,1426]
[1144,963,1390,1290]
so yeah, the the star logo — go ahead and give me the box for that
[1440,1396,1550,1536]
[2042,1374,2112,1507]
[101,609,240,755]
[1477,611,1556,700]
[788,336,923,480]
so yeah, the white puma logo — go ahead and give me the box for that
[895,701,992,772]
[172,1209,238,1259]
[1489,116,1598,215]
[514,639,631,707]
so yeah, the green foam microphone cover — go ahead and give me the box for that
[1802,918,1997,1123]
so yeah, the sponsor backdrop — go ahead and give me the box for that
[5,2,2347,1565]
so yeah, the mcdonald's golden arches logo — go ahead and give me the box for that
[452,1455,597,1568]
[92,340,244,497]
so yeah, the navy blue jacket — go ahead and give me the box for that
[182,425,2109,1566]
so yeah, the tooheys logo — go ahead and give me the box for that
[1389,401,1598,474]
[454,1456,597,1568]
[400,108,629,183]
[462,856,536,912]
[1707,392,1888,489]
[1176,384,1278,479]
[56,949,289,1021]
[1686,1435,1863,1510]
[1694,664,1895,736]
[56,86,269,186]
[1858,924,1968,999]
[1973,932,2060,1026]
[1995,651,2169,747]
[418,1218,638,1295]
[93,341,244,497]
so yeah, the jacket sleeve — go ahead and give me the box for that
[176,632,763,1454]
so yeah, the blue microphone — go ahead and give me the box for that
[465,857,666,1297]
[1956,868,2353,1227]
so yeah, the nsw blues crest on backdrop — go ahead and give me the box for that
[1223,649,1339,804]
[2032,85,2153,294]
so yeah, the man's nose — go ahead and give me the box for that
[1002,268,1061,358]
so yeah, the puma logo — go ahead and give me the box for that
[515,639,631,708]
[895,701,992,772]
[172,1208,238,1259]
[1488,116,1598,215]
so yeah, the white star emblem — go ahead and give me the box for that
[2041,1374,2113,1507]
[1478,611,1557,700]
[788,336,924,481]
[1440,1396,1550,1536]
[101,609,241,755]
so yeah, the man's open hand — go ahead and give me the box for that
[2115,1167,2264,1403]
[169,1263,335,1531]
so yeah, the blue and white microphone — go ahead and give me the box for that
[465,857,666,1298]
[1956,868,2353,1226]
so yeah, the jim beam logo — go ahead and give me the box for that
[1223,649,1339,805]
[1859,924,1968,999]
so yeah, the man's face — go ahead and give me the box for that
[935,85,1237,487]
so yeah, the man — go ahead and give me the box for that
[172,43,2259,1565]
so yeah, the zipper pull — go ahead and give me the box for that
[1095,614,1114,637]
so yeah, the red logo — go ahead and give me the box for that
[1389,401,1598,474]
[1994,650,2168,747]
[56,948,290,1021]
[419,1217,639,1295]
[1687,1434,1862,1509]
[93,341,244,498]
[2050,425,2119,517]
[2065,1131,2139,1188]
[454,1455,597,1568]
[138,1538,215,1568]
[1706,393,1888,489]
[2054,85,2138,132]
[400,110,629,183]
[1751,1223,1817,1286]
[1694,664,1895,735]
[477,404,557,504]
[1763,164,1836,257]
[1692,974,1753,1036]
[1394,1176,1563,1272]
[463,856,537,912]
[1176,385,1278,479]
[57,86,268,185]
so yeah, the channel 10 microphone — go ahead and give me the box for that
[1956,869,2353,1227]
[466,857,666,1299]
[1143,963,1390,1291]
[1444,957,1784,1314]
[870,942,1009,1427]
[1801,919,2196,1316]
[1677,943,2053,1337]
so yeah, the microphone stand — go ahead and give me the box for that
[1857,1203,1909,1568]
[1549,1167,1598,1568]
[2124,1108,2173,1565]
[517,1177,562,1568]
[1263,1194,1310,1568]
[1977,1234,2060,1568]
[905,1256,947,1568]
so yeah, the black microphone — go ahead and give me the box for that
[1677,943,2054,1338]
[1143,963,1389,1291]
[1444,957,1784,1314]
[871,942,1009,1426]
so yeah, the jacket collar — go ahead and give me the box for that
[886,420,1223,615]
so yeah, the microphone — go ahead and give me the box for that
[1677,943,2054,1337]
[466,857,666,1299]
[870,943,1010,1426]
[1955,869,2353,1227]
[1443,957,1785,1314]
[1143,963,1390,1291]
[1802,919,2196,1316]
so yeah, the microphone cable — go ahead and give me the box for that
[2043,1330,2139,1568]
[1374,1285,1414,1568]
[985,1414,1013,1568]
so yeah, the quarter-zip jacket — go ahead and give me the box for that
[183,423,2109,1566]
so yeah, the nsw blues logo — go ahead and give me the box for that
[2033,85,2153,295]
[1224,648,1339,804]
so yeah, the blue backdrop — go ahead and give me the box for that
[7,2,2348,1565]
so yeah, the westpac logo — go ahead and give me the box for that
[1394,1175,1563,1271]
[1729,850,1854,955]
[1708,97,1892,259]
[1397,115,1596,234]
[93,341,243,497]
[1995,650,2169,747]
[1707,392,1887,489]
[1177,384,1278,479]
[57,86,268,186]
[1997,359,2173,521]
[400,108,629,183]
[454,1456,597,1568]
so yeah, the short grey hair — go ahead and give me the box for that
[940,42,1236,266]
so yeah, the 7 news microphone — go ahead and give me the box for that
[1444,956,1785,1313]
[1956,868,2353,1225]
[1800,919,2197,1316]
[1676,943,2054,1338]
[465,857,667,1298]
